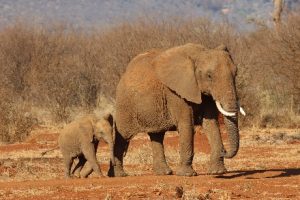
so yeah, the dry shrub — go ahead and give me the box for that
[237,12,300,127]
[0,14,299,142]
[83,16,299,128]
[93,18,238,97]
[0,18,238,124]
[0,23,103,123]
[0,89,37,143]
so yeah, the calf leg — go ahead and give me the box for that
[81,144,103,177]
[72,154,87,177]
[63,155,74,178]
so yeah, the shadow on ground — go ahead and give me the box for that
[215,168,300,179]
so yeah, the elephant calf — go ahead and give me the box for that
[58,113,115,178]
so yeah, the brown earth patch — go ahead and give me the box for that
[0,128,299,199]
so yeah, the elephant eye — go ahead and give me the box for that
[207,72,213,80]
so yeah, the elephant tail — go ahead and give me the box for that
[41,146,59,156]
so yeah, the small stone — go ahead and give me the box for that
[175,186,184,198]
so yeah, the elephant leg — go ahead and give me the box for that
[82,145,103,177]
[203,102,227,175]
[80,162,94,178]
[63,155,74,178]
[108,131,129,177]
[203,118,227,174]
[72,154,86,177]
[176,121,197,176]
[148,132,172,175]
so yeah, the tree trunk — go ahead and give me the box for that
[273,0,284,32]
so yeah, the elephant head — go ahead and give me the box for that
[153,43,244,158]
[92,113,116,165]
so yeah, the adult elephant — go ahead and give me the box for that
[109,43,244,177]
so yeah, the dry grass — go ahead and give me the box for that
[0,14,299,142]
[237,12,300,128]
[0,89,37,143]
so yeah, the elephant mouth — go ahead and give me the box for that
[215,101,246,117]
[200,93,245,117]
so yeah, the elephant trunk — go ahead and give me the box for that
[223,115,239,158]
[110,122,116,166]
[101,136,115,166]
[213,79,240,159]
[110,143,116,166]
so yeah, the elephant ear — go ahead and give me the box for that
[79,119,95,143]
[215,44,237,76]
[153,51,201,104]
[103,113,113,126]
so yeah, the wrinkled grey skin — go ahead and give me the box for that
[109,43,240,177]
[59,113,115,178]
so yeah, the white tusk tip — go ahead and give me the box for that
[239,107,246,116]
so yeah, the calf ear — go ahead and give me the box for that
[103,113,113,126]
[79,121,94,143]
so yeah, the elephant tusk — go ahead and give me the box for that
[215,101,236,117]
[238,102,246,116]
[239,106,246,116]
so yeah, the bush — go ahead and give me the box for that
[0,89,37,143]
[0,14,299,142]
[237,12,300,127]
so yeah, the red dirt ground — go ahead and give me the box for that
[0,127,299,199]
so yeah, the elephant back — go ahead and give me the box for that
[120,50,162,95]
[127,49,161,71]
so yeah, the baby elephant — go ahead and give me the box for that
[59,113,115,178]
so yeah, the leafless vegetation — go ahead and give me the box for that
[272,0,284,31]
[0,88,37,143]
[0,12,299,142]
[239,12,300,128]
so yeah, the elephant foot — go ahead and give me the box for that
[207,161,227,175]
[71,167,81,178]
[79,172,92,178]
[153,164,173,175]
[176,165,197,176]
[64,175,75,179]
[108,165,128,177]
[95,171,104,178]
